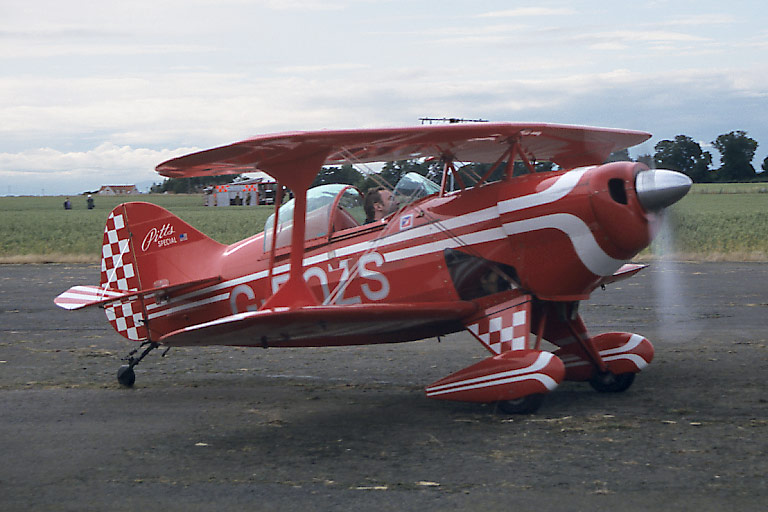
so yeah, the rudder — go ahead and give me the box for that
[101,206,145,341]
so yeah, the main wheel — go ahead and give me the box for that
[589,371,635,393]
[117,365,136,387]
[496,393,545,415]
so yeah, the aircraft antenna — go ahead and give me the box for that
[419,117,489,125]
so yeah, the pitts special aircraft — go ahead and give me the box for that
[54,122,692,413]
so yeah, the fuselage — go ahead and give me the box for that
[140,161,664,346]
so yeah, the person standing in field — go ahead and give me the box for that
[63,198,71,210]
[87,195,94,209]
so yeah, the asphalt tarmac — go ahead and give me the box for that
[1,262,766,511]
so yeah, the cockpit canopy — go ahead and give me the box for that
[392,172,441,208]
[264,184,366,251]
[263,173,441,252]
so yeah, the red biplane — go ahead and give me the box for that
[54,123,691,413]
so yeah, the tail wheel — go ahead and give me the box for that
[496,393,545,415]
[117,365,136,387]
[116,342,159,388]
[589,371,635,393]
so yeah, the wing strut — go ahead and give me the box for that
[479,144,515,184]
[260,150,330,310]
[440,157,466,195]
[502,137,536,178]
[266,184,284,288]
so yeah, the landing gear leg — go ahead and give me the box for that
[562,311,638,392]
[117,341,159,387]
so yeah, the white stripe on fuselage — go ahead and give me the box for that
[497,167,592,214]
[502,214,623,276]
[383,226,507,263]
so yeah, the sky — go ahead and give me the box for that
[1,0,767,195]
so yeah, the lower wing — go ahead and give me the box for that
[159,301,478,347]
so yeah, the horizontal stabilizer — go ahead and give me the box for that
[54,276,221,311]
[159,301,478,347]
[54,285,134,310]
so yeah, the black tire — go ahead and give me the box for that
[496,393,545,414]
[117,365,136,387]
[589,371,635,393]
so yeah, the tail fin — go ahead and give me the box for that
[100,202,225,341]
[101,206,140,292]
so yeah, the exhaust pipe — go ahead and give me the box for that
[635,169,692,211]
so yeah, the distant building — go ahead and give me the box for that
[98,185,139,195]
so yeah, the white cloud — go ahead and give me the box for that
[1,0,768,194]
[587,30,709,44]
[255,0,347,10]
[476,8,576,18]
[590,42,629,51]
[3,62,766,149]
[0,143,197,195]
[0,41,210,60]
[659,13,737,26]
[0,143,192,172]
[276,63,371,74]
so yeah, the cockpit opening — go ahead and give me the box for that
[263,173,443,252]
[264,184,366,252]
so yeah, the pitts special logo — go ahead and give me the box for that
[141,223,188,251]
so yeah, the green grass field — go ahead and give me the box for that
[688,183,768,194]
[646,189,768,260]
[1,184,766,263]
[0,195,274,263]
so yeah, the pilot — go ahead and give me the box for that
[364,187,393,223]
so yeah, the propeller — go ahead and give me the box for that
[638,167,699,343]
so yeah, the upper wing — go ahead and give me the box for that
[156,123,651,184]
[158,301,477,347]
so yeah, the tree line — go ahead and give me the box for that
[635,130,765,183]
[149,174,239,194]
[308,129,768,187]
[152,129,767,192]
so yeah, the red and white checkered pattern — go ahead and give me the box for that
[467,301,530,354]
[105,299,146,341]
[100,211,139,291]
[100,208,147,341]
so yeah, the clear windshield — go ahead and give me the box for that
[391,172,441,212]
[336,187,366,227]
[264,184,350,251]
